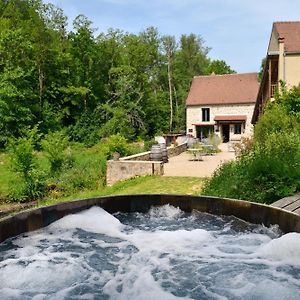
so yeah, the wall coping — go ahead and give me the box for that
[118,142,187,162]
[120,151,150,161]
[108,160,163,164]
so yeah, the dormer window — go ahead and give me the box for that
[202,108,210,122]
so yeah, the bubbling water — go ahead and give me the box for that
[1,205,300,299]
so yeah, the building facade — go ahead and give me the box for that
[186,73,259,142]
[252,21,300,123]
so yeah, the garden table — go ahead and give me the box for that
[187,149,204,161]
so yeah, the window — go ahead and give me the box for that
[188,128,193,133]
[202,108,210,122]
[234,123,242,134]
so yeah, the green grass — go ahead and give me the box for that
[0,153,15,200]
[38,176,204,207]
[0,141,204,213]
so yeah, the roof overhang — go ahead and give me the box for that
[214,115,247,122]
[192,123,215,126]
[268,50,279,55]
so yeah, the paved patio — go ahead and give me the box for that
[164,143,236,177]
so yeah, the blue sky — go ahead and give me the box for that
[47,0,300,73]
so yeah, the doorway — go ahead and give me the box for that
[222,124,230,142]
[196,125,214,140]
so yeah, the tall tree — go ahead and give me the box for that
[175,34,210,88]
[205,59,236,75]
[162,35,177,132]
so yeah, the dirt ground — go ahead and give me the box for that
[164,143,236,177]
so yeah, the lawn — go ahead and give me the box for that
[0,146,204,214]
[38,176,204,207]
[0,153,14,201]
[107,176,204,195]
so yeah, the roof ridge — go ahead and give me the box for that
[193,72,257,78]
[274,21,300,24]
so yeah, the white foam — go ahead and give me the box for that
[149,204,183,219]
[128,228,212,254]
[49,206,124,237]
[257,232,300,265]
[1,206,300,299]
[104,269,189,300]
[0,255,84,293]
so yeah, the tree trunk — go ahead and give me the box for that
[38,63,44,120]
[167,53,173,132]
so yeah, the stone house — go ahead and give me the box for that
[186,73,259,142]
[252,21,300,123]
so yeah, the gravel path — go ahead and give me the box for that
[164,143,236,177]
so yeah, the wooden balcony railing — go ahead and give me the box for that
[271,83,278,98]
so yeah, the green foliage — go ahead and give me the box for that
[144,139,158,151]
[8,130,46,202]
[105,134,131,158]
[55,152,106,195]
[41,131,72,175]
[0,0,219,145]
[205,60,236,75]
[202,87,300,204]
[258,58,266,82]
[9,137,35,179]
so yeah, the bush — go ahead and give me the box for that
[144,139,158,151]
[41,131,73,175]
[67,112,101,146]
[9,169,47,202]
[207,133,222,152]
[202,88,300,204]
[202,149,300,204]
[8,134,46,202]
[54,152,107,195]
[105,134,131,158]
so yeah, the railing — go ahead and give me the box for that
[271,83,278,98]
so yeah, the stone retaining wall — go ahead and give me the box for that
[106,143,187,186]
[167,143,187,157]
[106,160,163,186]
[119,142,187,161]
[120,151,151,161]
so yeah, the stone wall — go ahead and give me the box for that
[106,160,163,186]
[167,143,187,157]
[106,143,187,186]
[120,151,150,161]
[119,142,187,162]
[186,103,255,138]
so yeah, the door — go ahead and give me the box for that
[196,126,214,140]
[222,124,230,142]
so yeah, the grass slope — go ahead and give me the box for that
[38,176,204,207]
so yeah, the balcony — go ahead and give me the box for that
[270,83,278,98]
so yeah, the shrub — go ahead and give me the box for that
[207,133,222,152]
[105,134,131,158]
[144,139,158,151]
[8,133,46,202]
[67,112,101,146]
[9,137,35,179]
[202,88,300,204]
[202,149,300,204]
[55,152,106,194]
[41,131,73,175]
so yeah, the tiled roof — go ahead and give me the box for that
[186,73,259,106]
[274,21,300,53]
[214,115,247,121]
